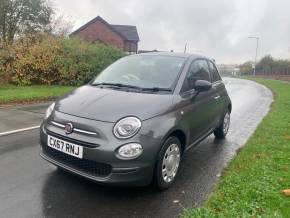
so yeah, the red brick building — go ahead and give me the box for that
[70,16,139,54]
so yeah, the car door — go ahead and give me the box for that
[207,60,225,127]
[179,59,217,145]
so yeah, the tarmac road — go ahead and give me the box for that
[0,78,273,218]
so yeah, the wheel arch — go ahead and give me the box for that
[162,128,187,154]
[228,102,232,113]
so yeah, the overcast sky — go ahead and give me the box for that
[54,0,290,64]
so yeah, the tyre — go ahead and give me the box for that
[214,111,230,139]
[154,136,182,190]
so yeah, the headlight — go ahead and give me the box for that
[117,143,143,159]
[113,117,141,139]
[45,102,55,119]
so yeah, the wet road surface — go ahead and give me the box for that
[0,102,52,132]
[0,78,272,218]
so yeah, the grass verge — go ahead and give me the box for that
[183,78,290,218]
[0,85,75,105]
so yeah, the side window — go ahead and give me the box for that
[208,61,221,82]
[182,59,211,92]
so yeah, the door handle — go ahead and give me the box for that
[214,95,220,100]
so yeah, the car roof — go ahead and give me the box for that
[133,52,211,60]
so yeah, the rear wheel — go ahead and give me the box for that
[214,111,230,139]
[154,136,181,190]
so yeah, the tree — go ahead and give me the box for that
[257,55,274,67]
[256,55,290,74]
[256,55,275,73]
[0,0,53,45]
[48,14,74,36]
[239,61,253,75]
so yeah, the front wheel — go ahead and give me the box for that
[154,136,181,191]
[214,111,230,139]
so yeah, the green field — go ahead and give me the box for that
[183,78,290,217]
[0,85,75,104]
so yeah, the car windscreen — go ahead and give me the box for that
[91,55,186,89]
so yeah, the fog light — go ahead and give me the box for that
[117,143,143,159]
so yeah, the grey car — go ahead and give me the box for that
[40,52,232,190]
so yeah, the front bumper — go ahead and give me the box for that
[40,149,153,186]
[39,112,161,186]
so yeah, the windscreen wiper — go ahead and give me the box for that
[141,87,172,92]
[91,82,142,90]
[92,83,172,92]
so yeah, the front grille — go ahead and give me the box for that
[42,145,112,177]
[46,129,99,148]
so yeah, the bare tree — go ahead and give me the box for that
[0,0,53,45]
[48,14,74,36]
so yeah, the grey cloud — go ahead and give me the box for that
[54,0,290,64]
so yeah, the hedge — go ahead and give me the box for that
[0,34,124,86]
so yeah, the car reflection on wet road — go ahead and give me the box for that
[0,78,272,218]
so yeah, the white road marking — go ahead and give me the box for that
[0,125,40,137]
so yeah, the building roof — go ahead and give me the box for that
[70,16,139,42]
[111,25,139,41]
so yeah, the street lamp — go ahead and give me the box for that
[184,42,187,53]
[248,36,259,76]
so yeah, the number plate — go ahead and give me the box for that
[47,135,83,159]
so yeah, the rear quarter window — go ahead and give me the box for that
[208,61,221,82]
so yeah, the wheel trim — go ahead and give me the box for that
[161,143,180,183]
[223,112,230,134]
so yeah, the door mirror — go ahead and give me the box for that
[194,80,212,92]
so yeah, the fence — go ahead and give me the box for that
[252,67,290,82]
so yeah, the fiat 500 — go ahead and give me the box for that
[40,52,232,190]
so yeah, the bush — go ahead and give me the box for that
[239,55,290,75]
[0,34,124,86]
[0,48,11,84]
